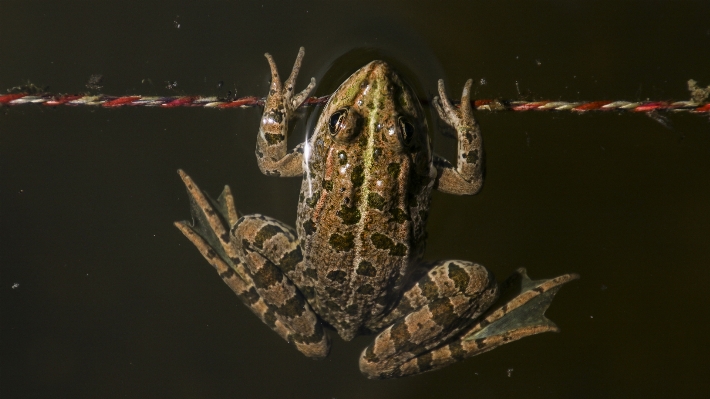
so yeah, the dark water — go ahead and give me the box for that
[2,2,709,398]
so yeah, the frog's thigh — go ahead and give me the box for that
[233,214,330,358]
[359,260,498,379]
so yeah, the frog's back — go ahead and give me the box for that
[295,61,435,340]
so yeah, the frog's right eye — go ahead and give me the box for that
[328,108,348,135]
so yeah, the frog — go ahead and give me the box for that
[174,47,578,379]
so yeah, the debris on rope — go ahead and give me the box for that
[2,80,708,114]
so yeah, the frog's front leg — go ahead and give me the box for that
[256,47,316,177]
[359,261,578,379]
[432,79,484,195]
[174,171,330,358]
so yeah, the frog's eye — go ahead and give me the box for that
[328,108,348,135]
[398,117,415,145]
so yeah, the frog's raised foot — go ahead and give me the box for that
[360,269,579,379]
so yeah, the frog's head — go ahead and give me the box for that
[311,61,432,174]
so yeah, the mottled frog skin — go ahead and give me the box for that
[175,48,578,379]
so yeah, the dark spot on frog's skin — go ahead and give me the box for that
[279,247,303,273]
[302,219,316,235]
[370,233,407,256]
[253,261,283,288]
[263,309,278,328]
[323,179,333,192]
[305,192,320,208]
[430,299,457,326]
[303,267,318,280]
[241,287,260,305]
[373,147,383,160]
[326,270,347,284]
[218,267,235,279]
[449,341,467,360]
[420,280,440,300]
[264,133,285,145]
[351,165,364,187]
[533,286,545,294]
[387,162,400,179]
[389,320,411,345]
[465,149,479,164]
[253,224,286,250]
[416,352,434,371]
[388,208,409,224]
[465,132,474,142]
[298,192,305,202]
[367,192,386,210]
[269,89,276,95]
[329,232,355,252]
[337,204,361,225]
[325,287,343,298]
[267,110,283,123]
[346,304,359,315]
[325,300,341,311]
[391,243,407,256]
[356,261,377,277]
[241,239,252,250]
[356,284,375,295]
[370,233,394,250]
[448,263,471,293]
[363,346,379,362]
[276,295,306,318]
[338,150,347,165]
[475,338,487,349]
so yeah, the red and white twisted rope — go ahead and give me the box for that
[2,93,709,113]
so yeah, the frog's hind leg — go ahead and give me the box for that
[359,263,578,379]
[174,170,329,358]
[359,260,499,379]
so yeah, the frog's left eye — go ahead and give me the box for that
[398,117,415,145]
[328,108,348,135]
